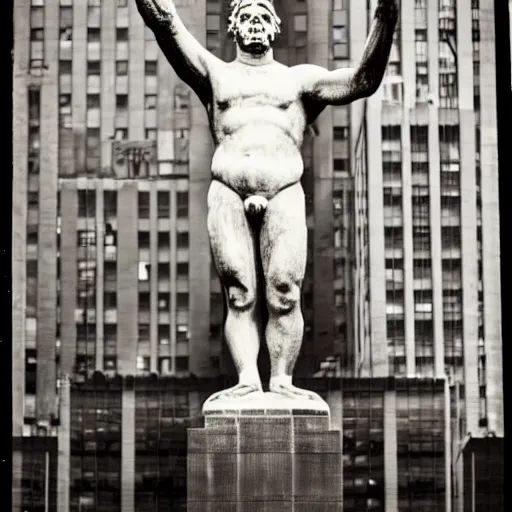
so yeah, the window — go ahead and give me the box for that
[87,94,100,109]
[177,263,188,277]
[175,356,189,372]
[333,26,347,43]
[158,232,170,247]
[136,356,150,372]
[159,325,170,345]
[333,127,349,140]
[78,230,96,247]
[138,231,150,249]
[177,191,188,218]
[86,128,101,172]
[145,61,158,76]
[28,88,41,124]
[294,14,307,32]
[333,159,348,172]
[116,61,128,76]
[138,192,150,218]
[158,263,170,278]
[116,28,128,41]
[145,129,157,141]
[87,28,100,42]
[116,94,128,109]
[413,226,430,251]
[31,29,44,41]
[114,128,128,140]
[104,292,117,309]
[138,262,150,281]
[139,293,150,311]
[145,94,157,110]
[159,357,171,375]
[415,30,428,62]
[104,191,117,219]
[177,293,188,310]
[87,61,100,75]
[174,86,190,111]
[157,191,170,218]
[158,293,170,310]
[78,190,96,217]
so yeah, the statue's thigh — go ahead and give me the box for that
[260,183,307,281]
[207,181,257,285]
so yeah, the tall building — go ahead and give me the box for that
[12,0,503,511]
[348,0,504,509]
[12,0,351,509]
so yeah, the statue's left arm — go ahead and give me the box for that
[299,0,398,106]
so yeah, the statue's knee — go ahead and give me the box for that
[266,278,300,314]
[227,285,256,312]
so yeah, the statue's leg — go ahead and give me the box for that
[260,182,321,400]
[204,180,263,403]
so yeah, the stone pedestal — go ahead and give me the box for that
[187,393,342,511]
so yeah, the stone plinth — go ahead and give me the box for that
[187,392,342,511]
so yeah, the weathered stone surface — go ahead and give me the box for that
[135,0,397,407]
[188,397,342,507]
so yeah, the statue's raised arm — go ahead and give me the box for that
[297,0,398,106]
[135,0,217,106]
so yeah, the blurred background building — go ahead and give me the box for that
[12,0,505,511]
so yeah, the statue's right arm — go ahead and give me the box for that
[134,0,216,106]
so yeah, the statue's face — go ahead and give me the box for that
[234,2,277,55]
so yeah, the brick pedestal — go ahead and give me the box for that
[187,393,342,511]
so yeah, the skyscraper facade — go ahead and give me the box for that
[348,0,504,508]
[12,0,503,511]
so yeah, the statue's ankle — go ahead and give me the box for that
[238,369,262,388]
[269,374,293,387]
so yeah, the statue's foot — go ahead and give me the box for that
[269,378,322,401]
[204,382,263,404]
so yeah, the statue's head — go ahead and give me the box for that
[228,0,282,55]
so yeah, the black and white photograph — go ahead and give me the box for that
[10,0,509,510]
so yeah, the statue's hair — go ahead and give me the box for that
[227,0,282,40]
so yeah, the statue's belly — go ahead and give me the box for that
[211,125,304,199]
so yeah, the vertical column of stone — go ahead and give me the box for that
[149,182,159,373]
[184,0,213,376]
[60,183,78,377]
[444,379,453,512]
[367,121,388,375]
[349,0,368,376]
[121,384,136,512]
[95,180,105,371]
[129,0,145,141]
[12,0,30,450]
[400,0,416,377]
[36,0,59,421]
[457,0,479,436]
[308,0,335,367]
[117,184,138,375]
[426,0,444,378]
[169,182,179,374]
[365,1,388,377]
[480,0,503,437]
[384,390,398,510]
[72,0,87,175]
[101,0,116,169]
[57,377,71,512]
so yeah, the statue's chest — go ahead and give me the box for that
[213,67,300,108]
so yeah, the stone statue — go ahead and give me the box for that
[135,0,397,404]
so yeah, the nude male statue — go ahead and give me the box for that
[135,0,397,403]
